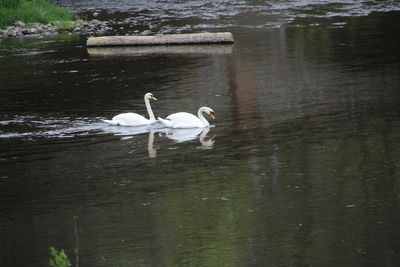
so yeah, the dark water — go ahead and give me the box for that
[1,1,400,266]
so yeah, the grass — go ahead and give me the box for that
[0,0,76,29]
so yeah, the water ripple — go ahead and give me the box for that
[53,0,400,31]
[0,116,105,139]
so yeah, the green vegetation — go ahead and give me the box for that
[0,0,76,29]
[49,247,72,267]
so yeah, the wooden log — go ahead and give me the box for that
[87,45,233,56]
[86,32,234,47]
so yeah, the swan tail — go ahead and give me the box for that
[158,117,173,128]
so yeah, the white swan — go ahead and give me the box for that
[103,93,157,126]
[158,107,215,128]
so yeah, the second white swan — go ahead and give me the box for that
[158,107,215,128]
[103,93,157,126]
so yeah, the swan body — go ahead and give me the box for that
[103,93,157,126]
[104,113,151,126]
[158,107,215,128]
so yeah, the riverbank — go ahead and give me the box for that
[0,19,111,38]
[0,0,113,39]
[0,0,75,28]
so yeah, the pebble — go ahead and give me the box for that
[15,21,26,27]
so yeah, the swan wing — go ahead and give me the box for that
[107,113,150,126]
[165,112,204,128]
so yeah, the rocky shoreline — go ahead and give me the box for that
[0,19,112,39]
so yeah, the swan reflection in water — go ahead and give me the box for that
[101,124,159,157]
[101,122,216,157]
[147,130,157,158]
[163,127,216,149]
[102,124,152,136]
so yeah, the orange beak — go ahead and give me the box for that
[210,112,215,119]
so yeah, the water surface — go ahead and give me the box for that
[1,1,400,266]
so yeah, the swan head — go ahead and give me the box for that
[201,107,215,119]
[210,111,215,119]
[145,92,157,101]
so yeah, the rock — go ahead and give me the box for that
[2,17,117,39]
[8,30,19,37]
[140,30,152,35]
[15,21,26,27]
[21,28,31,34]
[5,26,22,37]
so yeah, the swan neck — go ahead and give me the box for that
[198,108,209,126]
[144,96,155,121]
